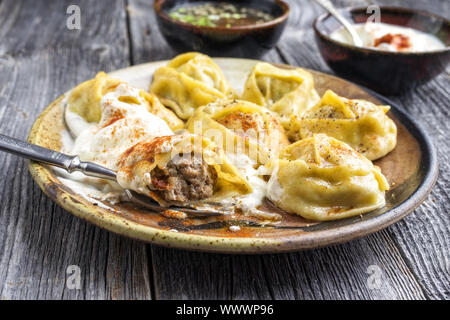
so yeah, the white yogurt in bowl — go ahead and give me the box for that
[330,22,446,52]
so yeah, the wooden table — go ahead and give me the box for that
[0,0,448,300]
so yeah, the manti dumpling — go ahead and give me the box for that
[266,134,389,221]
[67,72,183,132]
[116,133,252,207]
[67,71,121,123]
[288,90,397,160]
[241,62,319,127]
[150,52,234,120]
[70,83,175,170]
[185,99,290,164]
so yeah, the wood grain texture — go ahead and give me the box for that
[0,0,447,300]
[274,0,449,300]
[0,0,151,299]
[372,0,450,301]
[126,0,177,63]
[126,0,445,300]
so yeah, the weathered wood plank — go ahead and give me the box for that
[365,0,450,300]
[151,233,426,300]
[0,0,151,299]
[383,78,450,300]
[0,0,446,300]
[127,0,432,300]
[276,0,449,299]
[126,0,177,63]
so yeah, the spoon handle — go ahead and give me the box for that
[312,0,363,47]
[0,133,117,181]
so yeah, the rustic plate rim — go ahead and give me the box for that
[27,59,439,254]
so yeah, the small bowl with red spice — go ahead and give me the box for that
[154,0,289,58]
[314,6,450,94]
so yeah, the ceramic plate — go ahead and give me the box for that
[27,59,438,253]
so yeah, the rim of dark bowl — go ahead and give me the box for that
[154,0,290,32]
[313,6,450,56]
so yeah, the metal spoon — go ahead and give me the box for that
[0,133,223,217]
[312,0,363,47]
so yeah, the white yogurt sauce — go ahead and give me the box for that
[266,165,283,203]
[330,22,446,52]
[219,153,268,214]
[70,83,173,170]
[59,83,173,205]
[59,80,272,216]
[64,106,95,138]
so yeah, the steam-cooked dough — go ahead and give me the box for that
[186,99,289,164]
[71,83,174,170]
[241,62,319,127]
[67,72,183,132]
[289,90,397,160]
[150,52,234,120]
[266,134,389,221]
[116,133,252,207]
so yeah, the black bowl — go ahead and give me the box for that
[154,0,289,58]
[314,7,450,94]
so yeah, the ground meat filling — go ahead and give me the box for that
[150,153,216,203]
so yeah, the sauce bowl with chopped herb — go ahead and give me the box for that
[154,0,289,58]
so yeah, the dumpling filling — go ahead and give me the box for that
[149,154,217,202]
[116,134,252,207]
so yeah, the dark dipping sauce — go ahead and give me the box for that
[169,2,275,28]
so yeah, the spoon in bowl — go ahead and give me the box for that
[0,133,223,218]
[312,0,363,47]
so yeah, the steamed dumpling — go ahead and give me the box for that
[266,134,389,221]
[241,62,319,127]
[140,91,184,131]
[67,72,121,123]
[71,83,174,170]
[67,72,183,131]
[116,133,252,207]
[185,99,290,164]
[289,90,397,160]
[150,52,234,120]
